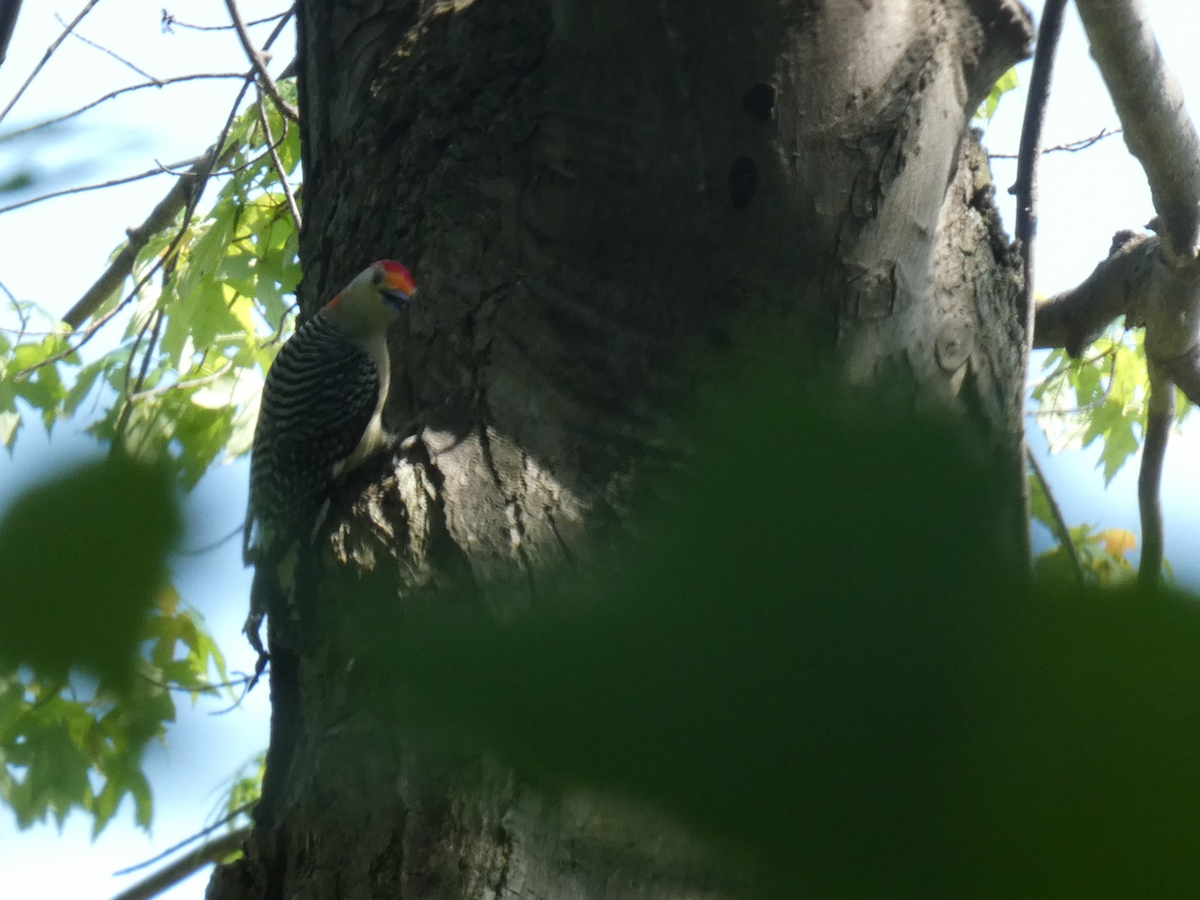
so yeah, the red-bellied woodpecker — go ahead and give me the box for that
[242,260,417,661]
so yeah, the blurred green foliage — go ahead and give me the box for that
[363,369,1200,896]
[0,455,179,682]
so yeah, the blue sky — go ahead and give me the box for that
[1,1,1199,898]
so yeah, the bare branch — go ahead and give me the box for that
[113,805,253,877]
[1137,366,1173,591]
[1076,0,1200,259]
[106,827,249,900]
[161,8,287,33]
[1015,0,1067,344]
[2,73,247,140]
[176,519,245,556]
[256,92,301,230]
[1027,448,1084,588]
[55,13,159,83]
[988,127,1123,160]
[59,151,214,328]
[1,0,105,126]
[60,7,293,330]
[0,159,202,217]
[225,0,297,121]
[1014,0,1068,568]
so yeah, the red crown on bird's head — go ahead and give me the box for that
[374,260,417,298]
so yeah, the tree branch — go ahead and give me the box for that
[1013,0,1068,569]
[225,0,297,121]
[3,73,247,140]
[1015,0,1068,347]
[1027,447,1084,587]
[0,159,203,217]
[55,12,159,82]
[107,827,248,900]
[989,126,1122,160]
[61,9,295,330]
[1075,0,1200,260]
[61,146,227,328]
[256,92,301,230]
[0,0,103,125]
[1033,231,1163,356]
[113,805,252,876]
[161,8,287,33]
[1137,366,1173,591]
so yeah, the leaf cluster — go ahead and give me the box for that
[0,85,298,835]
[0,81,301,489]
[0,586,229,836]
[1032,328,1189,484]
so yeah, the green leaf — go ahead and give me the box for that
[975,67,1020,124]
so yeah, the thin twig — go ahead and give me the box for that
[989,126,1123,160]
[1027,447,1084,588]
[161,8,287,33]
[113,805,253,877]
[13,283,142,379]
[225,0,297,121]
[255,92,301,229]
[3,73,246,140]
[62,68,262,330]
[0,0,103,126]
[136,667,255,696]
[55,13,159,83]
[13,298,31,343]
[0,159,202,216]
[23,6,295,374]
[56,111,291,330]
[60,148,221,329]
[114,307,165,441]
[106,827,249,900]
[176,520,245,556]
[129,358,235,402]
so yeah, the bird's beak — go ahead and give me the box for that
[380,286,414,310]
[380,269,417,310]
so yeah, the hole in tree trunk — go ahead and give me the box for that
[741,83,776,121]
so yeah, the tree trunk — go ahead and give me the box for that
[208,1,1033,898]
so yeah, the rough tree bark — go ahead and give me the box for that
[208,1,1033,898]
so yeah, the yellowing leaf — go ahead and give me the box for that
[1099,529,1137,559]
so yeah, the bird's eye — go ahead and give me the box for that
[371,267,384,285]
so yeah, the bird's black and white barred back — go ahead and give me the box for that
[244,313,381,560]
[241,260,417,664]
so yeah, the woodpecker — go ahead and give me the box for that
[242,259,417,662]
